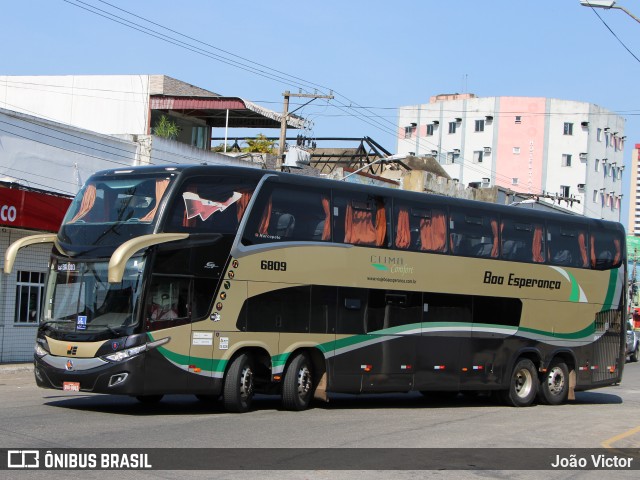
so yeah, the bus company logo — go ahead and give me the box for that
[66,345,78,355]
[111,341,122,351]
[8,450,39,468]
[65,360,74,371]
[370,255,414,275]
[183,191,242,221]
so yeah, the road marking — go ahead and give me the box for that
[601,425,640,448]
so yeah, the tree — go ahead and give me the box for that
[153,115,181,140]
[243,134,276,154]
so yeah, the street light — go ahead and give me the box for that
[579,1,640,24]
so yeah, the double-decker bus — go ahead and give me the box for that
[4,165,627,412]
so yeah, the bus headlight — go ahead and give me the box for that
[104,344,147,363]
[34,343,48,358]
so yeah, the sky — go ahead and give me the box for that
[2,0,640,219]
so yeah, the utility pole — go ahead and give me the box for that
[277,91,334,170]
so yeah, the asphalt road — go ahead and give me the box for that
[0,361,638,479]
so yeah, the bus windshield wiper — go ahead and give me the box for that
[39,319,75,328]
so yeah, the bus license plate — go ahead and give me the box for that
[63,382,80,392]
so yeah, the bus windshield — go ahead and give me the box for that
[59,174,175,247]
[43,258,145,334]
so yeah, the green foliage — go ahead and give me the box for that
[242,134,276,154]
[153,115,181,140]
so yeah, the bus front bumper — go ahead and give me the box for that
[34,352,146,395]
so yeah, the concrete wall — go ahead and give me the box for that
[0,75,151,135]
[0,108,139,196]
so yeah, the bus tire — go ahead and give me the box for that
[282,353,313,411]
[135,394,163,404]
[223,353,255,413]
[501,358,538,407]
[538,361,569,405]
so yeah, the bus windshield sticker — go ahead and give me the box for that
[76,316,87,330]
[183,191,242,221]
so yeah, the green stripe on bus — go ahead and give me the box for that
[567,270,580,302]
[147,333,227,373]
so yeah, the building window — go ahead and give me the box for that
[515,116,522,124]
[563,122,573,135]
[426,124,434,136]
[593,190,598,202]
[595,159,600,172]
[513,147,520,155]
[15,271,45,323]
[560,185,570,198]
[473,150,484,163]
[475,120,485,132]
[512,178,519,185]
[446,152,460,164]
[448,122,457,134]
[562,154,572,167]
[597,128,602,142]
[404,125,416,139]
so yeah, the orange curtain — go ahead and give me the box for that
[258,196,272,235]
[395,208,411,249]
[578,232,588,267]
[375,202,386,247]
[69,184,97,223]
[490,219,499,258]
[420,212,447,252]
[613,238,621,264]
[141,179,170,222]
[236,191,252,223]
[344,204,376,245]
[321,196,331,241]
[532,226,544,263]
[590,235,596,268]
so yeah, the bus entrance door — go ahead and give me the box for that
[360,290,419,393]
[415,292,471,392]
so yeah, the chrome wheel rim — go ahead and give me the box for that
[514,368,533,399]
[240,366,254,399]
[297,365,312,398]
[546,366,565,396]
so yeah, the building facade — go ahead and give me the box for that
[397,94,626,221]
[628,144,640,236]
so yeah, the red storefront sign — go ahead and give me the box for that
[0,185,72,232]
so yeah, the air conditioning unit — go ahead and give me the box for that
[579,153,587,160]
[581,121,589,127]
[453,149,460,154]
[577,183,585,189]
[484,147,492,154]
[431,150,438,156]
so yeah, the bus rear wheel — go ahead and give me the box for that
[282,353,313,411]
[538,361,569,405]
[223,353,255,413]
[501,358,538,407]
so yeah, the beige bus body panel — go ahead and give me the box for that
[3,233,58,274]
[108,233,188,283]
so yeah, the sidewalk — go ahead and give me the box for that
[0,362,33,373]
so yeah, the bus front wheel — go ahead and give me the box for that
[223,353,255,413]
[501,358,538,407]
[538,361,569,405]
[282,353,313,411]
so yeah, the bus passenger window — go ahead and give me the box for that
[500,217,545,263]
[394,204,448,253]
[334,194,389,247]
[449,209,498,258]
[590,227,623,270]
[547,222,589,268]
[241,182,331,245]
